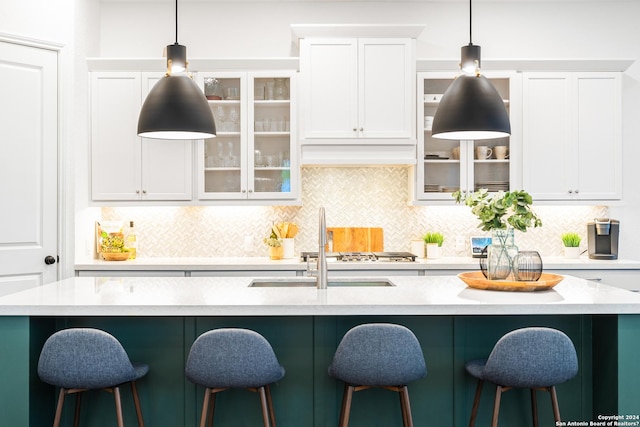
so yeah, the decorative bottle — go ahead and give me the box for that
[125,221,137,260]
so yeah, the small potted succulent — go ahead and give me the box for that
[561,232,582,259]
[423,232,444,259]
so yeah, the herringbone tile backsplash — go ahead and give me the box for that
[101,167,607,258]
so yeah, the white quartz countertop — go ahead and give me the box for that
[2,275,640,317]
[74,256,640,271]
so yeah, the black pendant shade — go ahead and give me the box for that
[431,0,511,141]
[138,73,216,140]
[431,74,511,140]
[136,0,216,140]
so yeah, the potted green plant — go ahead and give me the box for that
[263,229,283,260]
[453,189,542,279]
[423,232,444,259]
[561,232,582,259]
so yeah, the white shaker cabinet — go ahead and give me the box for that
[300,38,415,142]
[522,72,621,201]
[91,72,193,202]
[414,71,520,202]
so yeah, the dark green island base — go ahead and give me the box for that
[2,314,638,427]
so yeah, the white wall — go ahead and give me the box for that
[92,1,640,260]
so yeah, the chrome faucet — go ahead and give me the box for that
[317,207,328,289]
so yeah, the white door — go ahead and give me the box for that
[0,40,58,294]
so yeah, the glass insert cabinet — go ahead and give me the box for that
[415,71,520,202]
[196,71,298,202]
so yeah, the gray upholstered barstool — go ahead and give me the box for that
[328,323,427,427]
[37,328,148,427]
[465,327,579,427]
[185,328,285,427]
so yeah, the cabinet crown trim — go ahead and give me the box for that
[87,57,300,72]
[417,58,634,72]
[291,24,425,44]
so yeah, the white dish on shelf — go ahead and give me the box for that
[424,93,443,102]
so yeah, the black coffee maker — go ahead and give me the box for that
[587,218,619,260]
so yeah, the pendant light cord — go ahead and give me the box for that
[469,0,473,44]
[175,0,179,44]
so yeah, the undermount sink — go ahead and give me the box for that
[249,278,395,288]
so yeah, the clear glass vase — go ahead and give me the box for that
[273,78,289,100]
[487,229,519,280]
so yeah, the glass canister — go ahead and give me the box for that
[513,250,543,281]
[204,78,223,100]
[273,78,289,100]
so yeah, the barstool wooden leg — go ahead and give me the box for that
[531,389,538,427]
[491,385,503,427]
[130,381,145,427]
[265,384,277,427]
[469,380,484,427]
[114,386,124,427]
[339,385,355,427]
[53,388,66,427]
[258,386,270,427]
[200,388,211,427]
[73,391,82,427]
[549,386,562,422]
[399,385,414,427]
[399,388,409,427]
[207,391,216,427]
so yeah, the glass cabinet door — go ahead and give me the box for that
[421,78,462,198]
[200,73,247,199]
[197,71,297,202]
[249,73,294,199]
[471,77,511,194]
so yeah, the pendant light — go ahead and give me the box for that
[137,0,216,140]
[431,0,510,140]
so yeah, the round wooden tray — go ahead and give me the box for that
[457,271,564,292]
[101,252,131,261]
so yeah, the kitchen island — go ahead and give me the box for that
[1,275,639,426]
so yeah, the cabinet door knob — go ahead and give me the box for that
[575,189,579,194]
[142,190,147,194]
[360,127,363,132]
[568,190,573,194]
[136,190,140,194]
[44,255,57,265]
[352,128,357,132]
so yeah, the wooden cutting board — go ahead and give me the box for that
[327,227,384,252]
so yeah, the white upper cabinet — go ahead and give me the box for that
[91,72,193,202]
[300,38,415,143]
[522,72,621,201]
[196,71,299,203]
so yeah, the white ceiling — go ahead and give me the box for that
[100,0,599,2]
